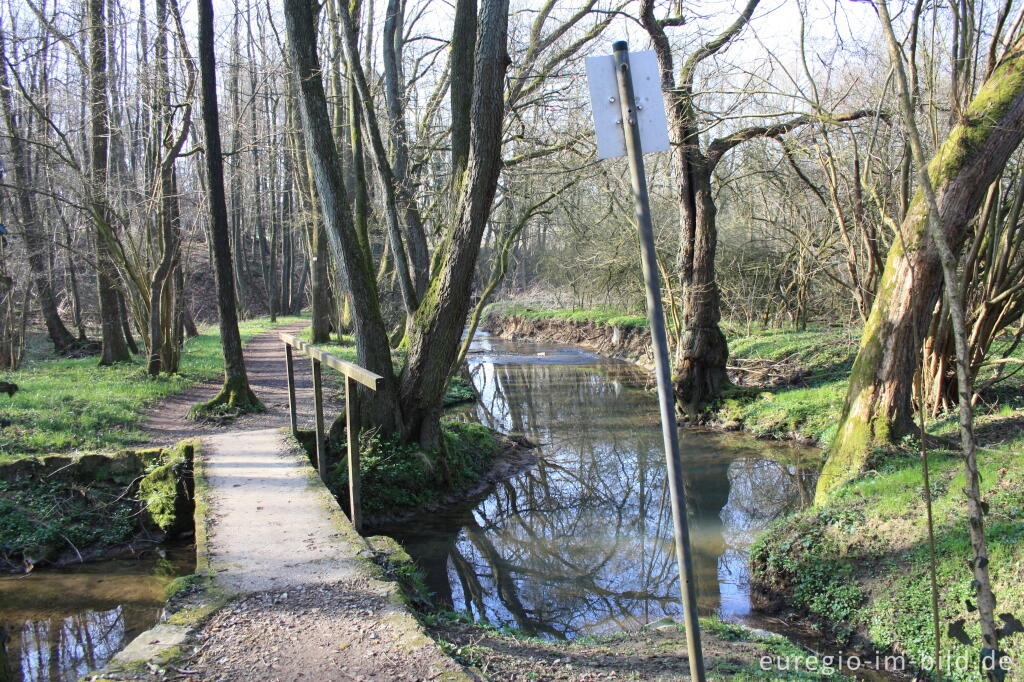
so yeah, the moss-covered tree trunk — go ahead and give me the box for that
[819,37,1024,498]
[396,0,509,448]
[285,0,404,433]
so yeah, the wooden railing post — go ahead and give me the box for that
[279,331,381,534]
[284,344,298,437]
[345,376,362,533]
[312,358,327,482]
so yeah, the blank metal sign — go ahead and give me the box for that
[585,50,670,160]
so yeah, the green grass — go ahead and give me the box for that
[733,325,1024,679]
[717,326,859,445]
[484,301,649,329]
[752,428,1024,680]
[0,316,306,461]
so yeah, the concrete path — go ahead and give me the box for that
[201,428,362,593]
[125,323,468,681]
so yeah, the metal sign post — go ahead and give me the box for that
[588,40,706,681]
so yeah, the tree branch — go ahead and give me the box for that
[705,109,884,170]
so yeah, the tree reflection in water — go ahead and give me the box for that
[378,334,819,640]
[1,605,158,682]
[0,552,191,681]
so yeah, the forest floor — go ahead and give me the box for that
[142,319,319,444]
[425,613,851,680]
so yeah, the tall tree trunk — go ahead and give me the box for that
[0,28,78,354]
[88,0,132,365]
[117,290,140,355]
[286,0,511,445]
[673,161,730,414]
[819,34,1024,497]
[382,0,429,296]
[290,88,330,340]
[449,0,477,181]
[285,0,401,431]
[640,0,760,414]
[147,0,182,375]
[398,0,509,448]
[61,220,88,341]
[195,0,261,413]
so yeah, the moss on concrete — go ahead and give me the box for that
[0,441,198,570]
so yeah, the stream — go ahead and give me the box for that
[0,545,194,682]
[379,331,821,639]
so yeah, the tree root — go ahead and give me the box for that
[187,383,264,424]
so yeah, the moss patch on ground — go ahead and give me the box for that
[330,421,498,518]
[0,316,306,460]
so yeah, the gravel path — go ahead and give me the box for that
[138,322,467,681]
[187,580,464,682]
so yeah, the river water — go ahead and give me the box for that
[379,332,820,639]
[0,545,194,682]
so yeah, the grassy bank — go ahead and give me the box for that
[751,424,1024,680]
[731,330,1024,679]
[716,326,859,446]
[0,316,305,461]
[484,301,649,329]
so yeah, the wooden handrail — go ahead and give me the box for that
[278,332,383,389]
[280,331,380,534]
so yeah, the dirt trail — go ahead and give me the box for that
[137,322,467,681]
[142,320,326,445]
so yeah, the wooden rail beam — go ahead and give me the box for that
[278,332,382,389]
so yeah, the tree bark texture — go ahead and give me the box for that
[285,0,402,432]
[398,0,510,447]
[89,0,132,365]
